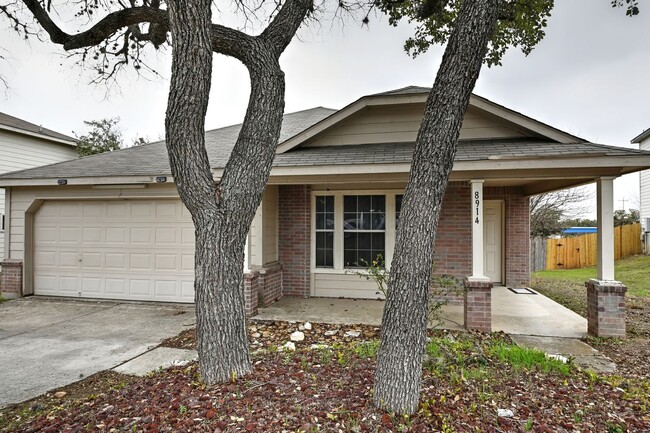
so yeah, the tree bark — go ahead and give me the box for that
[373,0,499,415]
[165,0,312,384]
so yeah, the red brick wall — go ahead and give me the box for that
[243,271,259,317]
[278,185,311,297]
[434,182,472,279]
[276,182,530,298]
[258,262,283,306]
[1,259,23,298]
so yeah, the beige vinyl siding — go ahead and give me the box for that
[8,184,180,261]
[0,131,77,261]
[640,138,650,231]
[0,130,77,174]
[249,186,279,267]
[304,105,527,147]
[312,272,384,299]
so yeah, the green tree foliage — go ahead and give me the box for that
[74,118,123,157]
[378,0,554,65]
[614,208,640,226]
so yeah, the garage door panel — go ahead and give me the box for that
[34,200,195,303]
[105,253,127,270]
[155,227,178,244]
[59,227,80,243]
[106,227,127,243]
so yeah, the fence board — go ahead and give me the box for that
[543,223,641,270]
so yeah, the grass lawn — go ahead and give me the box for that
[533,254,650,298]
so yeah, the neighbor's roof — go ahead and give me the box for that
[631,128,650,144]
[0,112,76,146]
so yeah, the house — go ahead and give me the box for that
[632,128,650,253]
[0,112,77,265]
[1,86,649,337]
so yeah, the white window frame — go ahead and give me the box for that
[311,190,402,274]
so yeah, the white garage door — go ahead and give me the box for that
[34,200,195,303]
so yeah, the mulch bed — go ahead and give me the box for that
[3,320,650,433]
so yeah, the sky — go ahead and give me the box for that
[1,0,649,218]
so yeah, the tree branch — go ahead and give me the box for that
[260,0,314,58]
[21,0,167,50]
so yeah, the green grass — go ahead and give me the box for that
[486,342,572,375]
[533,254,650,298]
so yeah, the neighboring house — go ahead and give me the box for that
[632,128,650,253]
[1,87,650,311]
[0,113,77,265]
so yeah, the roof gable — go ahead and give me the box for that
[276,88,585,153]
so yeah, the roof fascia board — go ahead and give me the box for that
[631,129,650,144]
[0,124,77,147]
[468,95,584,144]
[0,175,175,187]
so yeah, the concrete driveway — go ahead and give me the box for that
[0,297,195,408]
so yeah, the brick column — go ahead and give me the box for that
[586,279,627,338]
[1,259,23,299]
[464,277,492,332]
[243,271,260,317]
[278,185,311,298]
[258,262,283,307]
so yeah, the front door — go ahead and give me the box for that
[483,201,503,283]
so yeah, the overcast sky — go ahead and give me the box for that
[1,0,649,217]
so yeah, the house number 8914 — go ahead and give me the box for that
[474,191,480,224]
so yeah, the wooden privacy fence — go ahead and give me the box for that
[537,223,642,271]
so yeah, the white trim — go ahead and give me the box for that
[311,189,403,277]
[470,180,486,279]
[597,177,616,280]
[0,124,77,147]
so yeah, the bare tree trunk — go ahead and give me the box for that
[374,0,499,415]
[165,0,312,384]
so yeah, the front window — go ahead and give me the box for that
[343,195,385,267]
[315,196,334,268]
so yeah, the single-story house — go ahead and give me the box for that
[1,86,649,336]
[0,112,77,263]
[632,128,650,253]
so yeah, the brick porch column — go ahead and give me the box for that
[1,259,23,299]
[243,270,259,317]
[464,277,492,332]
[586,279,627,338]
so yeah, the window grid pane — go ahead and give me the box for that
[343,195,386,268]
[315,195,335,268]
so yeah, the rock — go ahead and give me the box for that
[252,332,261,338]
[324,330,338,336]
[344,330,361,338]
[304,322,312,330]
[54,391,67,399]
[497,408,514,418]
[299,325,305,331]
[283,342,296,351]
[310,344,330,350]
[262,331,271,338]
[290,331,305,342]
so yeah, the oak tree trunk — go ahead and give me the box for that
[165,0,311,384]
[374,0,499,415]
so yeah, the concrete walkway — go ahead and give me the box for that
[256,286,587,338]
[0,298,195,408]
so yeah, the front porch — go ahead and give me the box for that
[254,286,587,339]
